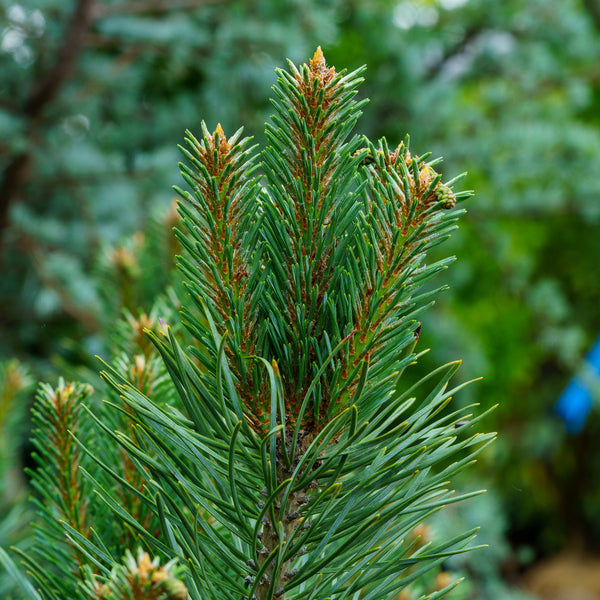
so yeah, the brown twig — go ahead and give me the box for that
[25,0,95,118]
[0,154,32,238]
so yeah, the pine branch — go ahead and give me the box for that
[175,122,264,428]
[176,123,261,325]
[336,139,462,408]
[20,381,94,599]
[259,48,368,432]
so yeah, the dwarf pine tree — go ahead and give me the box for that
[1,49,493,600]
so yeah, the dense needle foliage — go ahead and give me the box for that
[1,49,492,600]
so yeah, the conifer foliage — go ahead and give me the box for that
[2,49,493,600]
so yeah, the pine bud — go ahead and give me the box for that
[162,578,189,600]
[433,571,453,591]
[434,184,456,209]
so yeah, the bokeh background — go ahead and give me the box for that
[2,0,600,598]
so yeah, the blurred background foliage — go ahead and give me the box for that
[1,0,600,598]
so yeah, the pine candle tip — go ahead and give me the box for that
[214,123,225,138]
[310,46,326,69]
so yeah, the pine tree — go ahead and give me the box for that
[1,48,493,600]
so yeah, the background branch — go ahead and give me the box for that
[424,24,484,80]
[0,0,95,248]
[26,0,95,118]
